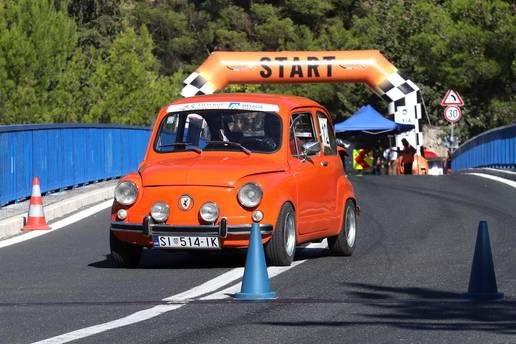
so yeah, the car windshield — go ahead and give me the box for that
[154,110,282,154]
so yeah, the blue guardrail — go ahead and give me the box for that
[452,124,516,171]
[0,124,151,206]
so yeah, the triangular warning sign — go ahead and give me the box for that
[441,89,464,106]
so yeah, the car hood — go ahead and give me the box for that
[140,155,285,187]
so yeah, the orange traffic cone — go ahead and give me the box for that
[21,177,50,231]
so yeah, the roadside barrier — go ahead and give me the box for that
[0,124,151,206]
[466,221,503,300]
[234,223,277,300]
[452,124,516,171]
[21,176,50,231]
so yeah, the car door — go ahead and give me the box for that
[288,110,328,235]
[314,110,341,229]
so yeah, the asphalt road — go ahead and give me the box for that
[1,175,515,343]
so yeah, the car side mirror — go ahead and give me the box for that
[336,138,346,148]
[301,141,320,156]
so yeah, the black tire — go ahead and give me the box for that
[265,203,296,266]
[328,199,357,256]
[110,231,143,268]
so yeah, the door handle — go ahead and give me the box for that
[321,161,329,167]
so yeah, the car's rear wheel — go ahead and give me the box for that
[328,199,357,256]
[110,231,143,268]
[265,203,296,266]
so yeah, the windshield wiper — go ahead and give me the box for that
[159,142,202,154]
[206,141,251,155]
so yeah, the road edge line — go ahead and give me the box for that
[0,185,115,240]
[467,173,516,189]
[0,200,112,249]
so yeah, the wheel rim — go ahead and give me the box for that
[345,206,356,247]
[284,212,296,256]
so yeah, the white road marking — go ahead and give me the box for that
[468,173,516,189]
[34,304,183,344]
[32,241,327,344]
[0,200,112,249]
[481,168,516,176]
[162,267,245,302]
[33,268,246,344]
[202,241,327,300]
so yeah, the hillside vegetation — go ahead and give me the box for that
[0,0,514,140]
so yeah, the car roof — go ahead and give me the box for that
[167,93,323,112]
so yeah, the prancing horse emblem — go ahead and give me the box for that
[178,195,193,211]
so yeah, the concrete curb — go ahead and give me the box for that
[0,185,115,240]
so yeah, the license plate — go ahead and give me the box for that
[153,235,220,249]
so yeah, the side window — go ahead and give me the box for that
[289,112,318,157]
[316,111,337,155]
[159,115,180,146]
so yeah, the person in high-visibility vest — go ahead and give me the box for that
[353,148,373,171]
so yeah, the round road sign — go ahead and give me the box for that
[444,106,462,123]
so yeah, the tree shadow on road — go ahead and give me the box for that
[260,282,516,335]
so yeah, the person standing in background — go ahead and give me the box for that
[446,148,452,174]
[383,146,397,175]
[374,146,384,175]
[420,146,426,158]
[400,138,417,175]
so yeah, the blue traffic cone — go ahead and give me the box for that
[234,223,277,300]
[466,221,503,300]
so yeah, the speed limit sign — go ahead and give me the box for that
[444,106,462,123]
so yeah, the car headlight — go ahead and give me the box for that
[151,201,170,222]
[117,209,128,220]
[252,210,264,223]
[200,202,219,222]
[238,183,263,208]
[114,181,138,205]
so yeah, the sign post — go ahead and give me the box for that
[441,90,464,150]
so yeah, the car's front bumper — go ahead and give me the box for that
[111,216,273,239]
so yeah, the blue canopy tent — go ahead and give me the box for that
[335,105,415,134]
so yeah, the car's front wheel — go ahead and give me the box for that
[110,231,143,268]
[328,199,357,256]
[265,203,296,266]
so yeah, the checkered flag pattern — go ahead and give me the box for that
[181,72,216,98]
[374,73,415,102]
[373,72,425,118]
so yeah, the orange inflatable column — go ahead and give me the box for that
[181,50,425,148]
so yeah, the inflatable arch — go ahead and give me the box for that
[181,51,424,147]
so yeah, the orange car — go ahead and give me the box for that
[110,93,358,267]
